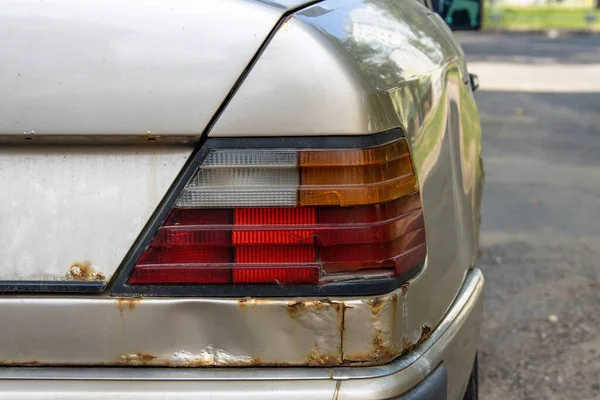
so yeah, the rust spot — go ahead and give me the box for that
[343,288,425,365]
[66,261,105,281]
[396,327,433,358]
[178,358,261,368]
[0,358,269,368]
[236,297,284,308]
[391,292,399,340]
[369,296,385,313]
[420,325,432,341]
[400,282,409,294]
[0,360,41,366]
[237,297,252,308]
[306,346,339,366]
[115,298,142,315]
[286,300,304,317]
[20,360,41,366]
[344,329,399,364]
[285,299,343,365]
[286,299,332,318]
[401,338,419,354]
[341,352,369,363]
[338,303,346,361]
[119,353,157,365]
[370,331,397,363]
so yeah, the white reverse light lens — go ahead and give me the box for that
[190,168,297,188]
[176,188,297,208]
[201,149,297,168]
[176,149,299,208]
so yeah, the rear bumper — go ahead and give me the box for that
[0,269,483,400]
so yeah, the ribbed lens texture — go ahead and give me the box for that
[233,266,319,284]
[298,139,418,206]
[202,150,297,167]
[233,208,315,245]
[301,156,412,185]
[177,149,298,208]
[236,246,317,263]
[153,229,230,247]
[129,138,427,285]
[190,168,297,187]
[176,189,297,208]
[299,139,408,167]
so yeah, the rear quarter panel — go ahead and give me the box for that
[212,0,484,361]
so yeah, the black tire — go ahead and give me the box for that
[463,353,479,400]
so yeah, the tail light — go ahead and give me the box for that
[123,130,426,295]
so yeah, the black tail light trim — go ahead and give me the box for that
[109,128,427,297]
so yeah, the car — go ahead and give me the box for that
[0,0,484,399]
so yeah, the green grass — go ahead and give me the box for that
[484,6,600,30]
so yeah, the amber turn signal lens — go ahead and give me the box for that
[298,138,417,206]
[299,175,418,207]
[299,139,409,167]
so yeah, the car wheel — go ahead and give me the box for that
[463,353,478,400]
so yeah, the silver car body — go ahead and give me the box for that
[0,0,484,398]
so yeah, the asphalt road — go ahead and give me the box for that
[457,33,600,400]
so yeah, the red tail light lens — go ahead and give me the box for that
[129,266,230,284]
[233,265,320,284]
[128,135,426,286]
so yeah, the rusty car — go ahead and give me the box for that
[0,0,483,398]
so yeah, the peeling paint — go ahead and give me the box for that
[343,294,398,363]
[305,345,338,366]
[370,331,397,363]
[370,293,397,363]
[65,261,105,281]
[341,288,425,365]
[170,347,257,367]
[287,299,343,365]
[286,299,331,318]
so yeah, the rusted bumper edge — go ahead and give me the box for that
[1,270,464,369]
[0,269,484,400]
